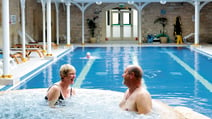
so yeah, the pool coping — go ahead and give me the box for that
[0,47,74,91]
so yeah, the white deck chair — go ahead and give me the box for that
[183,33,194,43]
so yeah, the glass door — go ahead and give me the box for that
[110,9,133,40]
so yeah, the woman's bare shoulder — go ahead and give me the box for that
[48,84,61,92]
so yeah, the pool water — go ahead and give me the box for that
[14,46,212,117]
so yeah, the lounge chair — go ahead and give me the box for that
[26,48,44,58]
[10,48,45,58]
[13,42,58,49]
[0,51,23,64]
[18,31,58,49]
[10,51,23,64]
[13,44,43,49]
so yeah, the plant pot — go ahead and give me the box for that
[90,37,96,43]
[160,37,167,43]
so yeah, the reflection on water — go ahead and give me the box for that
[144,69,161,79]
[0,89,159,119]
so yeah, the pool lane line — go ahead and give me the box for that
[131,52,147,89]
[166,51,212,92]
[73,48,102,88]
[132,52,139,66]
[73,59,96,88]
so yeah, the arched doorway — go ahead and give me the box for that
[105,4,138,41]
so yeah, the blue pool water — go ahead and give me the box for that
[15,46,212,117]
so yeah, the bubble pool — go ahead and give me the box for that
[0,89,209,119]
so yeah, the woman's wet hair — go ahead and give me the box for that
[60,64,75,79]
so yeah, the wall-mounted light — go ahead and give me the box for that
[160,0,166,5]
[128,1,134,4]
[96,1,102,5]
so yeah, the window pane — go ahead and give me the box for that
[112,13,119,25]
[123,13,130,24]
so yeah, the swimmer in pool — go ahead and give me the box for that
[80,52,99,59]
[86,52,91,58]
[45,64,76,107]
[119,65,152,114]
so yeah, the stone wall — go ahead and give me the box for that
[8,0,21,46]
[142,3,194,42]
[200,3,212,43]
[1,1,212,46]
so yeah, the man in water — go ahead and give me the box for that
[119,65,152,114]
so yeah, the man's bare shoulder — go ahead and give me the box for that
[136,88,152,101]
[135,88,152,114]
[137,88,150,95]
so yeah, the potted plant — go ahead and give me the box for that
[154,17,168,43]
[87,16,98,43]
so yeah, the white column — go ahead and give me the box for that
[2,0,12,78]
[194,0,200,45]
[82,10,85,45]
[20,0,26,61]
[46,0,52,56]
[41,0,46,52]
[66,3,71,45]
[138,9,142,44]
[55,2,60,45]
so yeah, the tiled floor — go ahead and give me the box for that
[0,43,212,90]
[11,46,71,78]
[195,44,212,55]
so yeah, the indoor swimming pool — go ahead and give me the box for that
[2,46,212,118]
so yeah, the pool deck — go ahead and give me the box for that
[0,45,73,90]
[0,43,212,90]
